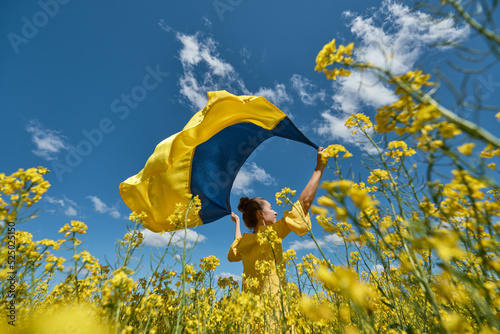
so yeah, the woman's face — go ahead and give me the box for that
[259,200,277,225]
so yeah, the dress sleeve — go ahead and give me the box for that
[273,200,312,239]
[227,237,243,262]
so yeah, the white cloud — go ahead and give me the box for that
[201,17,212,29]
[178,33,233,76]
[64,206,77,216]
[45,196,78,217]
[161,25,293,112]
[87,196,121,219]
[288,233,343,251]
[346,0,469,74]
[63,263,90,277]
[289,239,324,251]
[254,83,292,106]
[88,196,107,213]
[216,272,242,282]
[290,74,326,106]
[25,119,70,160]
[331,73,396,115]
[158,20,173,33]
[232,162,276,195]
[178,74,210,111]
[318,0,469,145]
[142,228,206,248]
[173,31,242,111]
[316,111,353,142]
[324,233,344,245]
[316,110,378,153]
[46,196,65,207]
[109,210,121,219]
[240,47,251,65]
[371,263,398,272]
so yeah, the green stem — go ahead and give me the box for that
[445,0,500,45]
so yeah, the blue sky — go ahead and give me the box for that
[2,0,492,281]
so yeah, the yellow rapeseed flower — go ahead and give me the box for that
[321,180,354,193]
[428,231,465,260]
[317,266,374,310]
[321,144,353,164]
[457,143,475,156]
[367,169,390,185]
[385,140,416,162]
[275,187,296,206]
[349,188,379,210]
[199,255,220,272]
[315,39,355,81]
[345,113,373,132]
[300,295,333,321]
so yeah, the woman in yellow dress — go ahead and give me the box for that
[227,147,328,296]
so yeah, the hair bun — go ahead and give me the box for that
[237,197,250,213]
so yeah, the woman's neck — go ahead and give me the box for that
[253,221,266,233]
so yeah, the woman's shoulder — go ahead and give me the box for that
[273,200,311,237]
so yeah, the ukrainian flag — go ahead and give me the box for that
[119,90,318,232]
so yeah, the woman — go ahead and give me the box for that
[227,147,328,295]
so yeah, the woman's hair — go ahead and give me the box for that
[237,197,266,229]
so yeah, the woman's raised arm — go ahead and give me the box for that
[298,147,327,213]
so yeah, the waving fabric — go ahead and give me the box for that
[119,90,318,232]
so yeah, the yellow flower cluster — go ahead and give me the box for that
[128,211,147,225]
[345,113,373,134]
[256,227,282,247]
[275,187,296,206]
[385,140,416,162]
[300,295,333,322]
[316,213,335,233]
[166,195,202,228]
[367,169,390,185]
[427,230,465,260]
[457,142,475,156]
[199,255,220,272]
[101,268,136,306]
[217,275,239,290]
[121,230,144,248]
[282,248,297,263]
[320,179,378,215]
[315,39,355,80]
[317,266,375,310]
[255,258,274,276]
[58,220,88,236]
[321,144,353,164]
[376,70,438,135]
[0,167,50,221]
[481,143,500,158]
[58,220,88,246]
[443,169,487,201]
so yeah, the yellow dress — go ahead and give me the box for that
[227,201,311,295]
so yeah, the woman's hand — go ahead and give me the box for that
[316,146,327,171]
[231,212,242,239]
